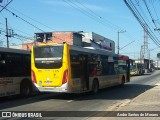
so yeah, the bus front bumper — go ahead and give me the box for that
[34,83,69,93]
[130,71,137,76]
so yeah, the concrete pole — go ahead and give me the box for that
[117,32,119,54]
[117,30,126,54]
[5,18,9,48]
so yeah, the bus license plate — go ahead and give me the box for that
[45,81,52,84]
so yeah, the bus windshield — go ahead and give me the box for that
[130,65,136,72]
[34,46,63,69]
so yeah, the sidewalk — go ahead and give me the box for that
[89,82,160,120]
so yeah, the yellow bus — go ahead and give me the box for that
[31,43,130,93]
[130,63,145,76]
[0,47,33,97]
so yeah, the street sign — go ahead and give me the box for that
[157,53,160,58]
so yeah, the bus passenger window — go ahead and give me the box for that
[96,61,102,76]
[0,53,6,76]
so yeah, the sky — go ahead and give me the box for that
[0,0,160,60]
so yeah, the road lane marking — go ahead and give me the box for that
[67,100,73,102]
[67,96,84,103]
[106,99,131,111]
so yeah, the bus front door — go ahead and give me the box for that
[126,59,130,82]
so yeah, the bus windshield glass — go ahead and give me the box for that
[34,46,63,69]
[130,65,136,72]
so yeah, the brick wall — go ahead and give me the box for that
[22,42,35,50]
[51,32,74,44]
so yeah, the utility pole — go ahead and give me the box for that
[149,50,150,69]
[144,24,149,59]
[117,32,120,54]
[140,24,150,72]
[140,45,144,63]
[141,24,149,60]
[117,30,126,54]
[5,18,9,48]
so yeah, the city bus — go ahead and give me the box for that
[31,43,130,93]
[130,63,145,76]
[0,47,33,97]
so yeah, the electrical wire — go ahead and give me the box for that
[124,0,160,47]
[143,0,160,36]
[0,0,13,13]
[0,4,45,32]
[63,0,124,32]
[0,4,77,45]
[0,13,33,37]
[7,6,56,31]
[150,0,159,22]
[74,0,125,31]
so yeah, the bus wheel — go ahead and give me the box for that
[92,80,99,94]
[120,77,125,87]
[20,80,31,97]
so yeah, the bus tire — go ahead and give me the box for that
[91,79,99,94]
[20,80,32,97]
[120,76,125,87]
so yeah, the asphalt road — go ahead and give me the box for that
[0,70,160,120]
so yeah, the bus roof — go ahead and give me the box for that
[33,43,128,58]
[0,47,31,54]
[71,45,118,57]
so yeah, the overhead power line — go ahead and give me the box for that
[0,4,75,45]
[74,0,125,31]
[63,0,143,50]
[7,6,56,31]
[63,0,125,32]
[0,13,33,37]
[0,4,45,32]
[124,0,160,48]
[143,0,160,36]
[150,0,159,22]
[0,0,13,13]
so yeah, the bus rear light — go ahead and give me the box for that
[31,70,37,83]
[62,69,68,84]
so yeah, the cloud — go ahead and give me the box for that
[41,0,66,6]
[41,0,106,12]
[75,2,105,11]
